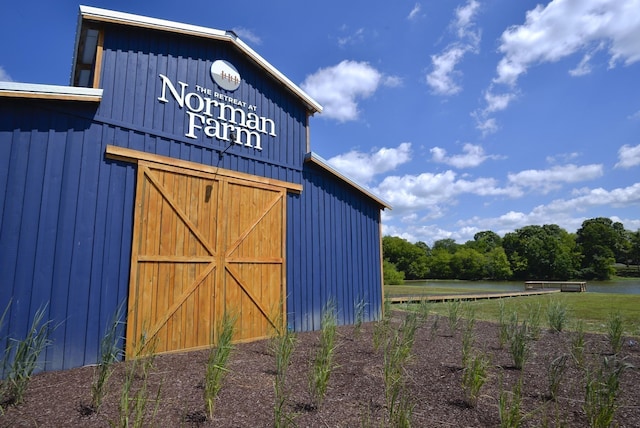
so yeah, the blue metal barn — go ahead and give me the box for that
[0,6,388,371]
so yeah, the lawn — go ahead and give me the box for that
[386,284,640,335]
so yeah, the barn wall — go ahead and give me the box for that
[0,15,383,372]
[95,24,308,183]
[287,162,383,332]
[0,98,133,371]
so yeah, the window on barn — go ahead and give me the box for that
[73,27,103,88]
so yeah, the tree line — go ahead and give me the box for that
[383,217,640,284]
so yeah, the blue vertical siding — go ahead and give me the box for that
[96,24,308,183]
[287,162,383,332]
[0,99,133,371]
[0,18,383,372]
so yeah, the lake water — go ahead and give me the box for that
[405,279,640,295]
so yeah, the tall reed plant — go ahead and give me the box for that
[462,352,489,408]
[547,299,569,333]
[113,332,161,428]
[571,319,586,369]
[90,302,125,412]
[606,311,624,355]
[373,296,392,351]
[584,356,632,428]
[447,299,462,336]
[508,313,529,370]
[309,301,338,409]
[271,322,297,428]
[525,301,543,340]
[1,304,56,407]
[204,312,237,419]
[499,376,523,428]
[0,300,11,413]
[461,306,476,368]
[383,312,418,426]
[353,298,367,337]
[547,354,569,401]
[498,300,509,349]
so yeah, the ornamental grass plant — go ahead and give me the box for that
[271,319,297,428]
[606,311,625,355]
[204,312,237,419]
[546,299,569,333]
[90,302,125,413]
[309,300,338,409]
[0,304,56,408]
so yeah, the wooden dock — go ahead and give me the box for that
[389,289,560,304]
[525,281,587,292]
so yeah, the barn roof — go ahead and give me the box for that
[73,6,322,114]
[0,81,102,102]
[305,152,392,210]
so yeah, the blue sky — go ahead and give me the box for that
[2,0,639,245]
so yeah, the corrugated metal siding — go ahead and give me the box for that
[0,98,132,371]
[287,162,383,332]
[95,24,307,184]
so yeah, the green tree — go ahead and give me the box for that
[485,247,513,280]
[450,247,485,280]
[428,248,453,279]
[467,230,502,254]
[433,238,459,254]
[613,222,632,265]
[629,229,640,272]
[576,218,619,279]
[414,241,431,257]
[382,236,429,280]
[383,260,405,285]
[503,224,578,280]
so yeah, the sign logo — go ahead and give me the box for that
[211,60,241,91]
[157,58,276,151]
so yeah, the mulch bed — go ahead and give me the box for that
[2,311,639,427]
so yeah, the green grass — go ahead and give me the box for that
[392,290,640,335]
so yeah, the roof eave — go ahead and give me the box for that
[305,152,392,210]
[0,82,103,102]
[76,5,323,114]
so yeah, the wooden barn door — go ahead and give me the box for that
[126,160,286,357]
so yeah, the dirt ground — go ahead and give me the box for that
[2,311,639,427]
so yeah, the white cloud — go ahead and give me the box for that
[231,27,262,45]
[568,43,605,76]
[483,89,517,113]
[408,3,422,21]
[615,143,640,168]
[476,0,640,135]
[374,170,520,216]
[338,28,365,47]
[301,60,383,122]
[451,182,640,242]
[383,75,403,88]
[427,46,467,95]
[507,164,604,193]
[426,0,481,95]
[326,142,412,184]
[455,0,481,40]
[546,152,580,164]
[430,143,501,168]
[472,89,517,135]
[494,0,640,87]
[546,183,640,211]
[0,66,13,82]
[473,115,498,136]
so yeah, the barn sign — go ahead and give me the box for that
[157,59,277,150]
